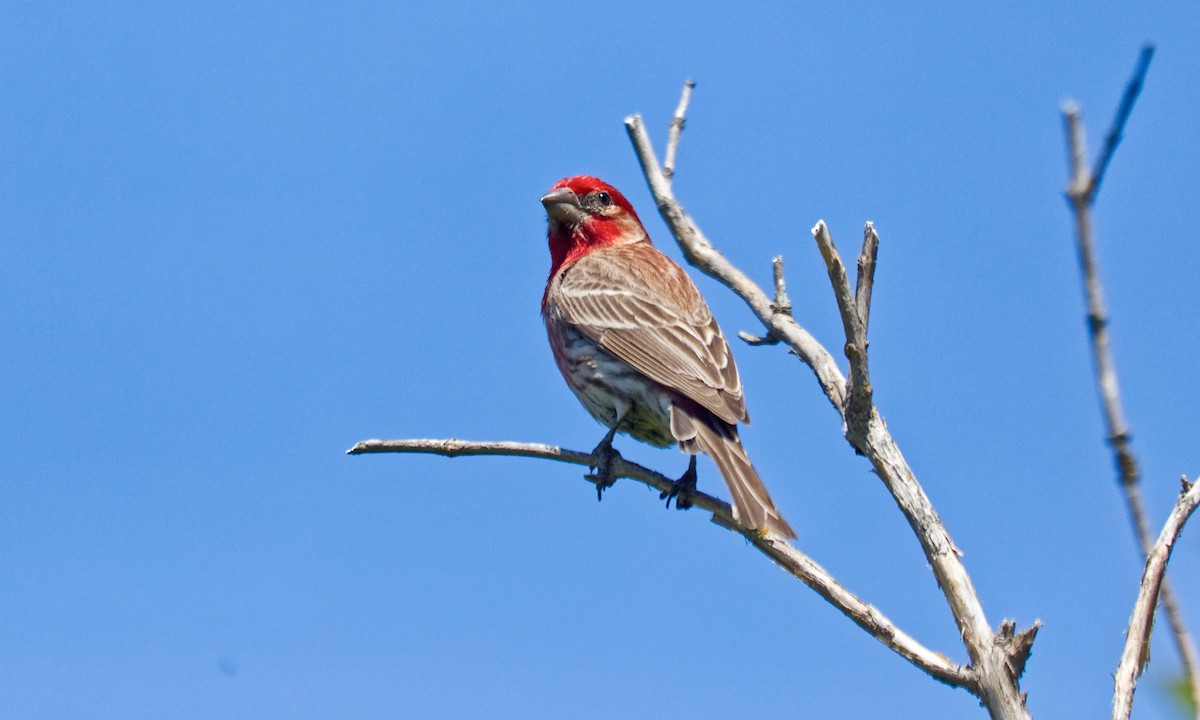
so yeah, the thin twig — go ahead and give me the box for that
[996,619,1041,684]
[812,221,864,352]
[846,223,880,433]
[856,223,880,338]
[1062,48,1200,716]
[1090,44,1154,204]
[737,329,780,346]
[1113,477,1200,720]
[1123,484,1200,720]
[1062,105,1138,484]
[347,437,974,689]
[812,221,874,439]
[770,255,791,315]
[738,256,790,346]
[626,83,1033,719]
[663,79,695,182]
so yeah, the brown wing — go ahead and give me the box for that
[551,242,747,425]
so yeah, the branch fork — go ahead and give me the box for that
[811,220,878,443]
[738,256,792,346]
[1060,42,1200,718]
[624,82,1033,719]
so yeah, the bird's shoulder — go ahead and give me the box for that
[553,242,709,325]
[550,242,748,424]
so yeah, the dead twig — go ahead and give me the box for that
[1061,44,1200,716]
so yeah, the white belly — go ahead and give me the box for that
[544,309,676,448]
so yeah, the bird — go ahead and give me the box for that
[539,175,795,539]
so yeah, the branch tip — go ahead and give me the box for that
[770,256,792,315]
[738,329,780,346]
[995,620,1040,682]
[663,79,696,181]
[1090,44,1155,202]
[855,223,880,337]
[1113,478,1200,719]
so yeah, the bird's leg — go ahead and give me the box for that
[585,422,623,501]
[660,454,697,511]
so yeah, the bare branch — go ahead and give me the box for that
[737,330,780,346]
[624,112,848,410]
[738,256,790,346]
[769,255,792,315]
[813,221,874,439]
[1062,104,1139,485]
[995,619,1042,682]
[348,436,973,688]
[1062,48,1200,713]
[856,222,880,338]
[755,536,975,691]
[1091,43,1154,204]
[627,94,1032,719]
[348,437,726,513]
[1064,110,1142,462]
[1113,477,1200,720]
[663,78,695,182]
[812,220,864,353]
[1062,102,1091,199]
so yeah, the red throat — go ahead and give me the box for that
[541,175,651,310]
[547,219,624,276]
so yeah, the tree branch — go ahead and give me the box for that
[626,80,1033,720]
[738,256,791,346]
[812,220,874,439]
[1090,43,1154,204]
[1062,107,1136,487]
[855,222,880,339]
[1061,47,1200,716]
[347,436,974,689]
[1113,477,1200,720]
[812,220,864,356]
[625,112,847,412]
[663,78,695,183]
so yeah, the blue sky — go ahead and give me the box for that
[2,1,1198,718]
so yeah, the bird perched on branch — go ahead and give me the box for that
[540,175,795,538]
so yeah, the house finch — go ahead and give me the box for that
[540,175,795,538]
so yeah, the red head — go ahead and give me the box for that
[541,176,650,279]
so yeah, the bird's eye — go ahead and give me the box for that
[596,191,612,206]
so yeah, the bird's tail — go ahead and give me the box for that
[671,407,796,539]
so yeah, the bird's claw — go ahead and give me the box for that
[660,456,698,511]
[585,437,621,501]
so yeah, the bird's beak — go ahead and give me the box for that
[541,187,588,226]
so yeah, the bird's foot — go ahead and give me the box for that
[660,455,698,511]
[585,435,622,501]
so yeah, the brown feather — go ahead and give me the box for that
[671,405,795,538]
[552,242,747,425]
